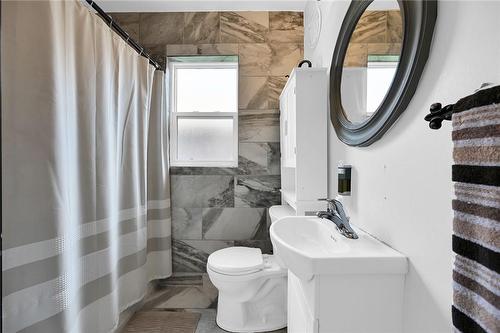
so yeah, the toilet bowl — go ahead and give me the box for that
[206,205,294,333]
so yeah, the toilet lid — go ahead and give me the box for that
[208,247,264,275]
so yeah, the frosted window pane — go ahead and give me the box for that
[177,118,234,161]
[366,63,398,115]
[176,68,237,113]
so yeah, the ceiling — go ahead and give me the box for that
[98,0,308,12]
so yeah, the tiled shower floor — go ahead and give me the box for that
[133,274,286,333]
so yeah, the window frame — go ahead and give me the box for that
[169,60,239,168]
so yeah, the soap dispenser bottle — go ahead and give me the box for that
[337,162,352,196]
[336,162,352,220]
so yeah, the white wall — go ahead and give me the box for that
[305,1,500,332]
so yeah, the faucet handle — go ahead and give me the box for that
[318,198,336,212]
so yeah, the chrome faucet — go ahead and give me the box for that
[316,198,358,239]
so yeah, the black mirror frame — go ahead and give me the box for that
[330,0,437,147]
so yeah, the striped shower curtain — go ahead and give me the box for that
[451,85,499,332]
[2,1,172,332]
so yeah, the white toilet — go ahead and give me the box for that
[207,205,293,333]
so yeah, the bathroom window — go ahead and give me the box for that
[366,58,399,115]
[169,57,238,167]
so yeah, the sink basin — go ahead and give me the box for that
[270,216,407,280]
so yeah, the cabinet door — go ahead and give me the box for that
[286,80,297,167]
[280,87,288,166]
[280,76,297,168]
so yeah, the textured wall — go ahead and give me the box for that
[111,12,304,275]
[306,1,500,331]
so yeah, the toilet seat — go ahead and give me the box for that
[207,250,286,283]
[208,247,264,275]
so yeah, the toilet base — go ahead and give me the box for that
[215,277,287,333]
[216,319,286,333]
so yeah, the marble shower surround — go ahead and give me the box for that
[111,11,304,275]
[345,9,403,67]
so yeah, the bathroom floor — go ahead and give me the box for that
[125,275,286,333]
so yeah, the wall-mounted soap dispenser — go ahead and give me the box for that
[337,163,352,196]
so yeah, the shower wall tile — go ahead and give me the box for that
[183,12,220,44]
[269,11,303,31]
[173,239,234,273]
[234,240,273,254]
[350,10,387,43]
[235,175,281,208]
[387,10,403,43]
[166,44,198,56]
[159,274,204,287]
[170,166,236,176]
[367,43,402,56]
[152,274,218,309]
[267,11,304,43]
[172,207,202,239]
[269,43,303,76]
[345,43,368,67]
[239,109,280,143]
[267,143,281,175]
[143,44,167,68]
[220,12,269,43]
[116,10,304,274]
[344,9,403,67]
[110,13,140,41]
[238,76,269,109]
[197,43,238,56]
[202,208,267,240]
[171,175,234,208]
[239,142,281,175]
[239,43,272,76]
[166,43,239,57]
[139,13,184,45]
[268,76,288,108]
[238,142,269,174]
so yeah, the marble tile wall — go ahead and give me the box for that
[344,10,403,67]
[110,11,304,275]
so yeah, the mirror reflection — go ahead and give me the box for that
[341,0,403,124]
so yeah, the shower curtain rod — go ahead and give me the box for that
[84,0,162,70]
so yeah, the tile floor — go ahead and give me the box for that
[189,309,286,333]
[131,275,286,333]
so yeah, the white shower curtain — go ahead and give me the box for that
[1,1,172,332]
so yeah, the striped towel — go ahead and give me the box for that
[451,85,500,333]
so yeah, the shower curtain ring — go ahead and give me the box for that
[109,17,113,28]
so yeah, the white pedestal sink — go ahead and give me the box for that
[270,216,408,333]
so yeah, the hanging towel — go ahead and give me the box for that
[451,85,500,333]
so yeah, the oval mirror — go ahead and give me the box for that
[341,0,402,124]
[330,0,437,146]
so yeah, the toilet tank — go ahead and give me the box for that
[269,205,295,223]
